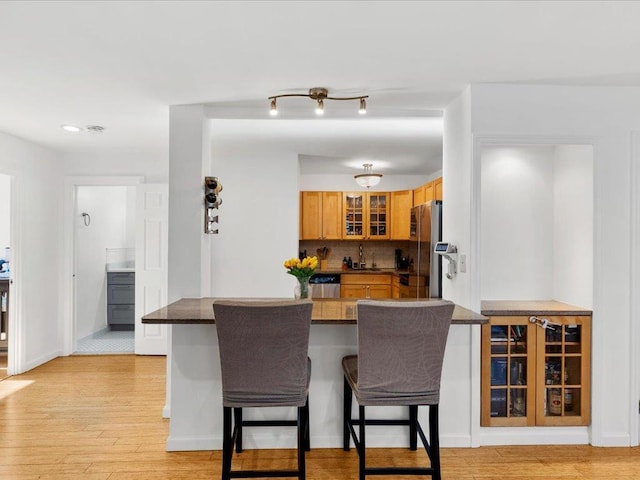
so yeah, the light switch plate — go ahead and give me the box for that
[459,254,467,273]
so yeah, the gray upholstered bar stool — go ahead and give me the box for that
[213,299,313,480]
[342,299,455,480]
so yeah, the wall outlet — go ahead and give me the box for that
[459,254,467,273]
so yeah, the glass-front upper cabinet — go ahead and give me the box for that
[343,192,389,240]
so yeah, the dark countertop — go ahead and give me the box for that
[142,298,488,325]
[481,300,592,316]
[314,269,413,276]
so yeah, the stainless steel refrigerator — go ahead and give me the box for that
[409,200,443,298]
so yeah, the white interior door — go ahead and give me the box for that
[135,184,168,355]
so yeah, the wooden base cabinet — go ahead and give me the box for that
[340,274,391,299]
[481,315,591,427]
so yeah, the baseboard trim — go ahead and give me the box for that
[480,427,590,446]
[592,433,632,447]
[22,350,61,374]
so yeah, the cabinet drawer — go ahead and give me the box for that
[341,274,391,285]
[107,272,135,285]
[107,284,135,305]
[107,304,134,324]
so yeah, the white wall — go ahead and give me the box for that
[553,145,593,309]
[63,152,169,183]
[439,86,477,446]
[209,120,300,297]
[75,186,135,340]
[480,146,555,300]
[0,130,62,373]
[443,86,474,308]
[0,174,9,255]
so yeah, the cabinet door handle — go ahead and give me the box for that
[529,316,561,330]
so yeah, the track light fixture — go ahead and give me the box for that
[268,87,368,116]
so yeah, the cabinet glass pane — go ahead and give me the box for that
[564,324,582,354]
[490,326,509,354]
[491,357,508,386]
[564,388,581,416]
[545,357,562,385]
[564,357,581,385]
[510,325,527,354]
[510,357,527,385]
[545,388,563,416]
[510,388,527,417]
[490,389,507,417]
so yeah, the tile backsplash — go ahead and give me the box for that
[299,240,411,270]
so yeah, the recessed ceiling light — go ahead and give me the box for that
[61,124,82,133]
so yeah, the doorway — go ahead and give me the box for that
[0,173,11,379]
[73,185,136,354]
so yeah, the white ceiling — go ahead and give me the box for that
[2,1,640,175]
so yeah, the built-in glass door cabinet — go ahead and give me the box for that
[536,316,591,426]
[481,315,591,427]
[343,192,389,240]
[481,317,537,427]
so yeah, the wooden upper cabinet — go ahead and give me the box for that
[413,184,426,207]
[300,191,342,240]
[412,176,442,206]
[321,191,342,240]
[424,181,435,203]
[343,192,390,240]
[433,177,443,201]
[390,189,413,240]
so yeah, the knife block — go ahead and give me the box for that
[320,259,328,271]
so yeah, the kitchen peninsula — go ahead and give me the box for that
[143,298,487,451]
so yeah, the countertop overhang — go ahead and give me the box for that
[142,297,488,325]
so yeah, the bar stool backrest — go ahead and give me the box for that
[213,300,313,408]
[356,300,455,406]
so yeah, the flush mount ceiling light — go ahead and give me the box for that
[354,163,382,188]
[268,87,367,116]
[61,124,106,134]
[61,124,82,132]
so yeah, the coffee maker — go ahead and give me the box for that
[395,249,409,270]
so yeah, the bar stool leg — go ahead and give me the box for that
[343,377,353,451]
[234,408,243,453]
[304,396,311,452]
[409,405,418,451]
[297,406,306,480]
[359,405,366,480]
[429,404,441,480]
[222,407,232,480]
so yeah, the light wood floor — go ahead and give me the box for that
[0,355,638,480]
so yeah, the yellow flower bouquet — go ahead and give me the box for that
[284,256,318,299]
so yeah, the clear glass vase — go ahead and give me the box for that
[294,276,312,299]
